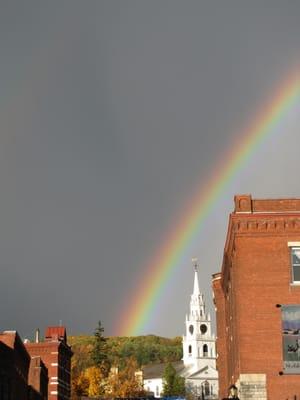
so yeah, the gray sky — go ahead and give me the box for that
[1,1,300,338]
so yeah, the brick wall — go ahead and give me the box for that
[28,356,48,400]
[213,195,300,400]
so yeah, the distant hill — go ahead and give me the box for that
[69,334,183,373]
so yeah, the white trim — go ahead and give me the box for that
[288,242,300,247]
[252,211,300,214]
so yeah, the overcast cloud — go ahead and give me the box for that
[0,1,300,338]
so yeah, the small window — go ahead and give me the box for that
[200,324,207,334]
[291,247,300,283]
[203,344,208,357]
[188,345,192,354]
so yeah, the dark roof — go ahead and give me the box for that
[143,361,184,380]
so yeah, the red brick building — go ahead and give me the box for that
[0,331,30,400]
[212,195,300,400]
[0,330,48,400]
[26,326,73,400]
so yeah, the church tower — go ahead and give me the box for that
[183,259,216,372]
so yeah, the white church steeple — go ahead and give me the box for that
[182,259,216,371]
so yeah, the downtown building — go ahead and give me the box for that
[25,326,73,400]
[212,195,300,400]
[0,330,48,400]
[0,326,72,400]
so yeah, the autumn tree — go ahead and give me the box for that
[85,366,107,397]
[71,370,89,399]
[162,363,186,397]
[106,357,146,398]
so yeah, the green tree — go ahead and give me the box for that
[90,321,110,376]
[162,363,186,397]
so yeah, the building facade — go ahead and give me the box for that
[212,195,300,400]
[0,331,31,400]
[28,356,48,400]
[0,330,49,400]
[26,326,72,400]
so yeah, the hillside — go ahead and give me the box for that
[69,334,183,371]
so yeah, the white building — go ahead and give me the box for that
[143,261,219,399]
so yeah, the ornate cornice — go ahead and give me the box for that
[232,216,300,235]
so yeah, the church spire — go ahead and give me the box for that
[192,258,200,296]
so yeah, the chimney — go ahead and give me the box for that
[35,328,40,343]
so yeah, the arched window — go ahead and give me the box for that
[203,344,208,357]
[188,345,192,354]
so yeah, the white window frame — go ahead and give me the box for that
[288,242,300,284]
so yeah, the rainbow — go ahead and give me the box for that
[118,70,300,336]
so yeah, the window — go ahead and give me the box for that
[202,381,209,396]
[188,345,192,354]
[200,324,207,334]
[203,344,208,357]
[291,247,300,283]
